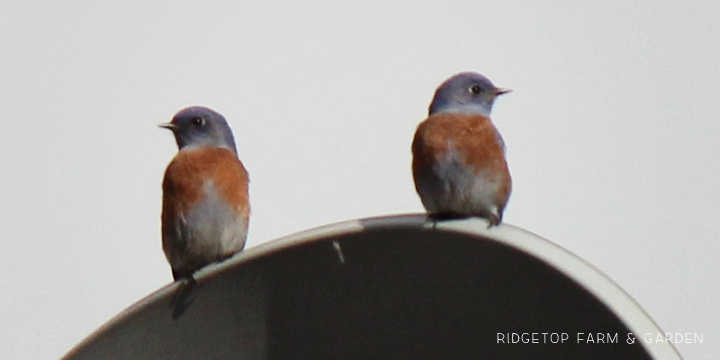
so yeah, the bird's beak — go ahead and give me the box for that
[494,88,512,96]
[158,122,175,130]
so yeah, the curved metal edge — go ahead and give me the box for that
[63,214,682,360]
[61,216,369,360]
[415,215,683,360]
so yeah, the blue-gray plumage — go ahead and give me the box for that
[160,106,250,281]
[428,72,510,116]
[161,106,238,154]
[412,72,512,226]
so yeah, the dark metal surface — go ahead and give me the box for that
[62,214,681,360]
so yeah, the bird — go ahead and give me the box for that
[412,72,512,227]
[160,106,250,281]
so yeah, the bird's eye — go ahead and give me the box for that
[191,117,205,127]
[470,85,482,94]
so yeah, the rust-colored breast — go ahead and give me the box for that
[413,113,507,171]
[162,147,250,228]
[412,112,511,206]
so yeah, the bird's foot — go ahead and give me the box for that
[170,276,197,319]
[487,214,501,228]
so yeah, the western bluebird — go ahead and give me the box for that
[160,106,250,281]
[412,72,512,227]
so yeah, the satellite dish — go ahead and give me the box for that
[63,215,681,360]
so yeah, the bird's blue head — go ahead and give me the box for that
[428,72,511,117]
[160,106,237,153]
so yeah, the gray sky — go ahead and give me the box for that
[1,1,717,359]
